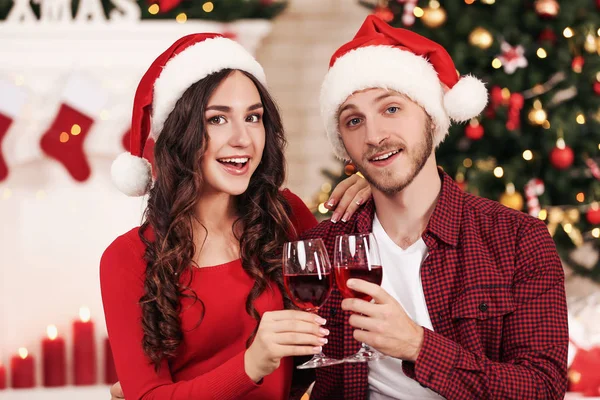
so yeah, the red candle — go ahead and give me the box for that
[73,306,96,385]
[104,338,118,384]
[10,348,35,388]
[0,362,6,389]
[42,325,66,387]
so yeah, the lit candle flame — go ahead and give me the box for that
[79,307,91,323]
[47,325,58,340]
[18,348,28,359]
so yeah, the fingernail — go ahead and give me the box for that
[327,198,336,207]
[319,338,328,344]
[320,328,330,336]
[313,346,323,353]
[341,212,350,222]
[315,316,327,325]
[347,279,355,288]
[331,213,339,223]
[355,198,363,205]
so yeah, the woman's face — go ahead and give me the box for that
[200,71,266,196]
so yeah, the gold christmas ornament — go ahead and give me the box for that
[584,33,598,53]
[421,1,447,28]
[469,27,494,49]
[528,99,547,125]
[534,0,559,18]
[499,183,524,211]
[547,207,583,246]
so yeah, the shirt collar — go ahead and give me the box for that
[351,168,463,248]
[424,168,463,248]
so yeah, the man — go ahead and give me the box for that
[301,15,568,400]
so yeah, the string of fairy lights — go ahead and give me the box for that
[146,2,216,23]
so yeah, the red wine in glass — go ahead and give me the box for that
[282,239,343,369]
[284,272,333,311]
[335,265,382,302]
[334,233,386,363]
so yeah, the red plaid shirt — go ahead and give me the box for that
[300,170,568,400]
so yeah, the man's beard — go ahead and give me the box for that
[351,122,434,196]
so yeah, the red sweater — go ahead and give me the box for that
[100,190,318,400]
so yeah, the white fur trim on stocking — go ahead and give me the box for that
[111,152,152,197]
[152,37,266,138]
[63,73,108,117]
[0,79,28,117]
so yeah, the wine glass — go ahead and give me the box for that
[334,233,386,363]
[282,239,343,369]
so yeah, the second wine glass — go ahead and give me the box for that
[334,233,386,363]
[283,239,343,369]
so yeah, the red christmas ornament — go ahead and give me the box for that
[594,81,600,95]
[149,0,182,13]
[587,205,600,225]
[491,86,504,105]
[344,163,356,175]
[374,6,394,22]
[572,56,585,73]
[465,120,484,140]
[506,93,524,131]
[538,28,557,44]
[550,145,574,169]
[568,346,600,396]
[486,85,505,118]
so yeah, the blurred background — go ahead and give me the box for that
[0,0,599,398]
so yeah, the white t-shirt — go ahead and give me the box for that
[368,215,444,400]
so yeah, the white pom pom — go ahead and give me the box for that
[443,75,488,123]
[111,152,152,197]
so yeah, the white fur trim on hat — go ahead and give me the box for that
[444,75,488,123]
[111,152,152,197]
[152,37,267,138]
[320,46,487,160]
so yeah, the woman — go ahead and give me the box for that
[101,33,368,400]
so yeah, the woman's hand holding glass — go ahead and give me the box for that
[244,309,330,380]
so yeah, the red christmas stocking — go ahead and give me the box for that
[40,75,107,182]
[0,114,12,182]
[0,80,28,182]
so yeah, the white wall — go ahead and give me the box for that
[0,158,144,385]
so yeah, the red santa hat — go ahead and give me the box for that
[320,15,488,160]
[111,33,266,196]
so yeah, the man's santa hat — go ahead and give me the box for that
[321,15,488,160]
[111,33,266,196]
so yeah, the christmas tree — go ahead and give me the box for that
[314,0,600,280]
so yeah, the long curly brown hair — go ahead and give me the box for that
[138,69,295,370]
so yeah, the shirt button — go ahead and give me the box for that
[438,312,443,321]
[479,302,489,312]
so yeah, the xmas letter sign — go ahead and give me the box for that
[5,0,141,24]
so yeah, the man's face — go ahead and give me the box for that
[337,89,434,195]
